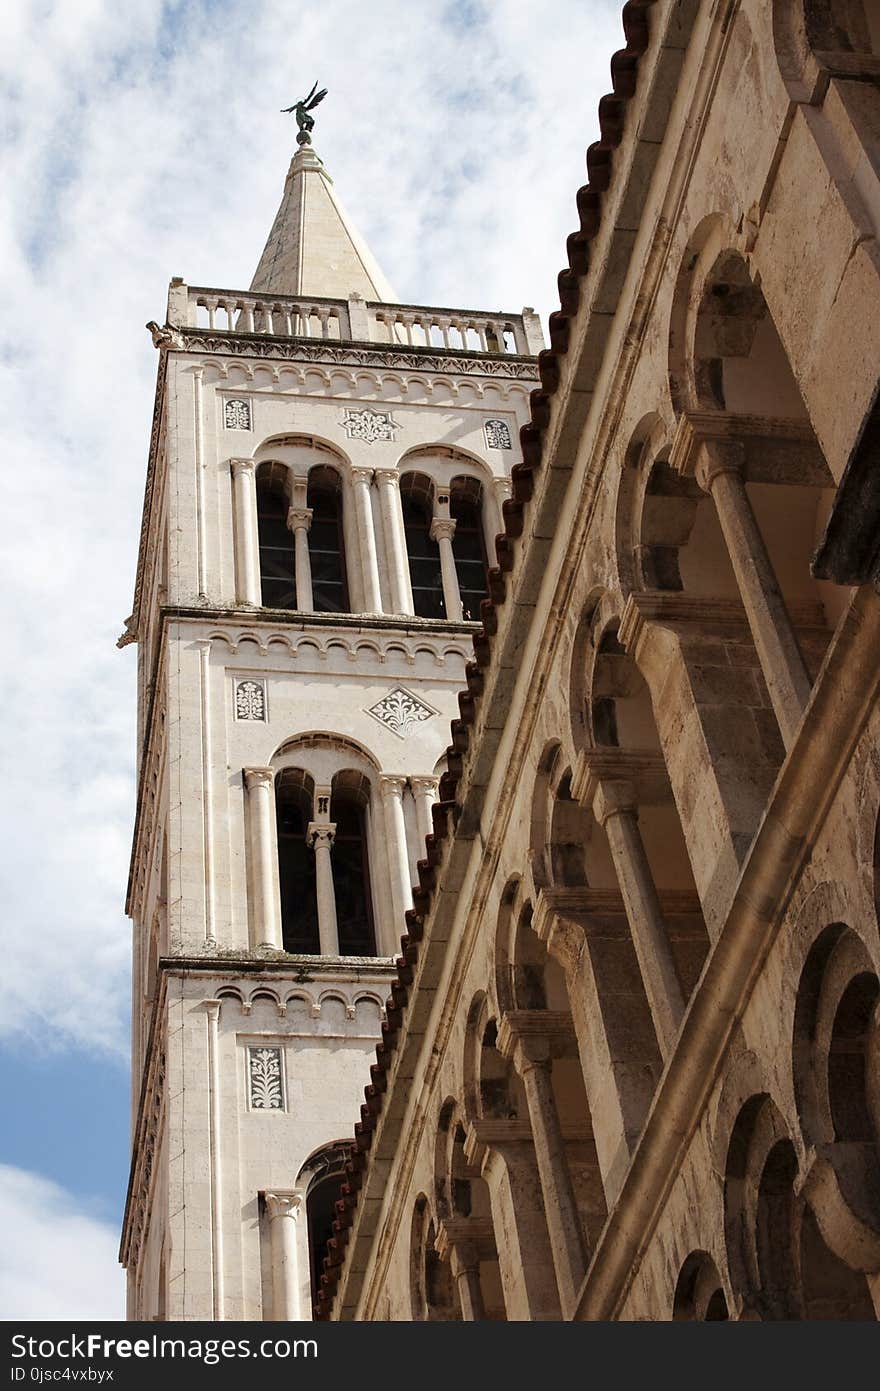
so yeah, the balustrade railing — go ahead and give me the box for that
[174,285,541,356]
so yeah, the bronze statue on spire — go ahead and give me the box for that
[281,82,328,145]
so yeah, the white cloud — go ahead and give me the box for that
[0,0,627,1056]
[0,1165,125,1319]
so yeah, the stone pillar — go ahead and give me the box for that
[465,1120,562,1320]
[350,467,382,613]
[498,1013,588,1316]
[230,458,261,605]
[449,1242,485,1320]
[411,776,440,849]
[243,768,283,950]
[533,888,662,1206]
[379,775,413,929]
[286,506,313,613]
[488,476,511,565]
[591,780,685,1058]
[375,469,413,614]
[436,1219,496,1321]
[430,517,463,621]
[695,443,811,748]
[307,823,339,955]
[265,1192,304,1320]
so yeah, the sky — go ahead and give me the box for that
[0,0,626,1319]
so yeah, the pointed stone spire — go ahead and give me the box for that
[250,144,398,303]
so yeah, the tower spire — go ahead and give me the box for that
[250,142,398,303]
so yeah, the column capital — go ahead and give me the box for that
[497,1009,579,1069]
[374,467,400,488]
[230,456,256,477]
[693,439,747,494]
[435,1217,495,1266]
[410,775,440,798]
[244,766,275,792]
[350,466,374,485]
[571,748,670,813]
[378,773,407,800]
[307,822,336,850]
[430,517,457,543]
[265,1192,304,1222]
[287,506,313,533]
[591,778,639,826]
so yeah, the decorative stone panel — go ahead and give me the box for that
[341,408,398,444]
[224,398,252,430]
[248,1046,285,1111]
[366,686,436,739]
[235,679,267,721]
[484,418,512,449]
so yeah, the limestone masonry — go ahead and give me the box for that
[122,0,880,1322]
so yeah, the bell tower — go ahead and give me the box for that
[119,126,542,1320]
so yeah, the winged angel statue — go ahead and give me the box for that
[281,82,328,145]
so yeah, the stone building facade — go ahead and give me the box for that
[119,139,541,1318]
[316,0,880,1322]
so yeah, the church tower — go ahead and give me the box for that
[119,128,542,1320]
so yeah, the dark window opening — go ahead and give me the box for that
[306,1164,346,1313]
[330,796,376,955]
[276,781,318,953]
[257,482,296,609]
[403,492,445,619]
[450,488,489,621]
[308,474,349,613]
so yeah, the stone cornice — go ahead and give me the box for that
[157,953,399,977]
[161,603,479,636]
[164,326,539,380]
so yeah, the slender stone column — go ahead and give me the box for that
[307,823,338,955]
[592,780,684,1056]
[230,458,261,605]
[379,776,413,929]
[286,506,313,612]
[350,467,382,612]
[265,1192,304,1320]
[410,776,440,848]
[696,444,812,748]
[449,1241,485,1320]
[436,1219,495,1320]
[375,469,413,614]
[513,1044,587,1314]
[430,517,463,621]
[488,476,512,564]
[243,768,283,950]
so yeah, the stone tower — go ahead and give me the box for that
[119,136,542,1320]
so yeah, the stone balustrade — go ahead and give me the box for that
[176,284,541,355]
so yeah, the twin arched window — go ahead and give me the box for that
[401,471,490,621]
[275,769,375,956]
[256,463,348,614]
[255,459,491,620]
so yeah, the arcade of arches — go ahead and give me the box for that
[323,0,880,1322]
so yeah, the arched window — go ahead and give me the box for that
[301,1142,351,1316]
[256,465,296,609]
[275,770,318,952]
[450,477,489,621]
[330,775,376,956]
[307,466,348,613]
[401,473,445,619]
